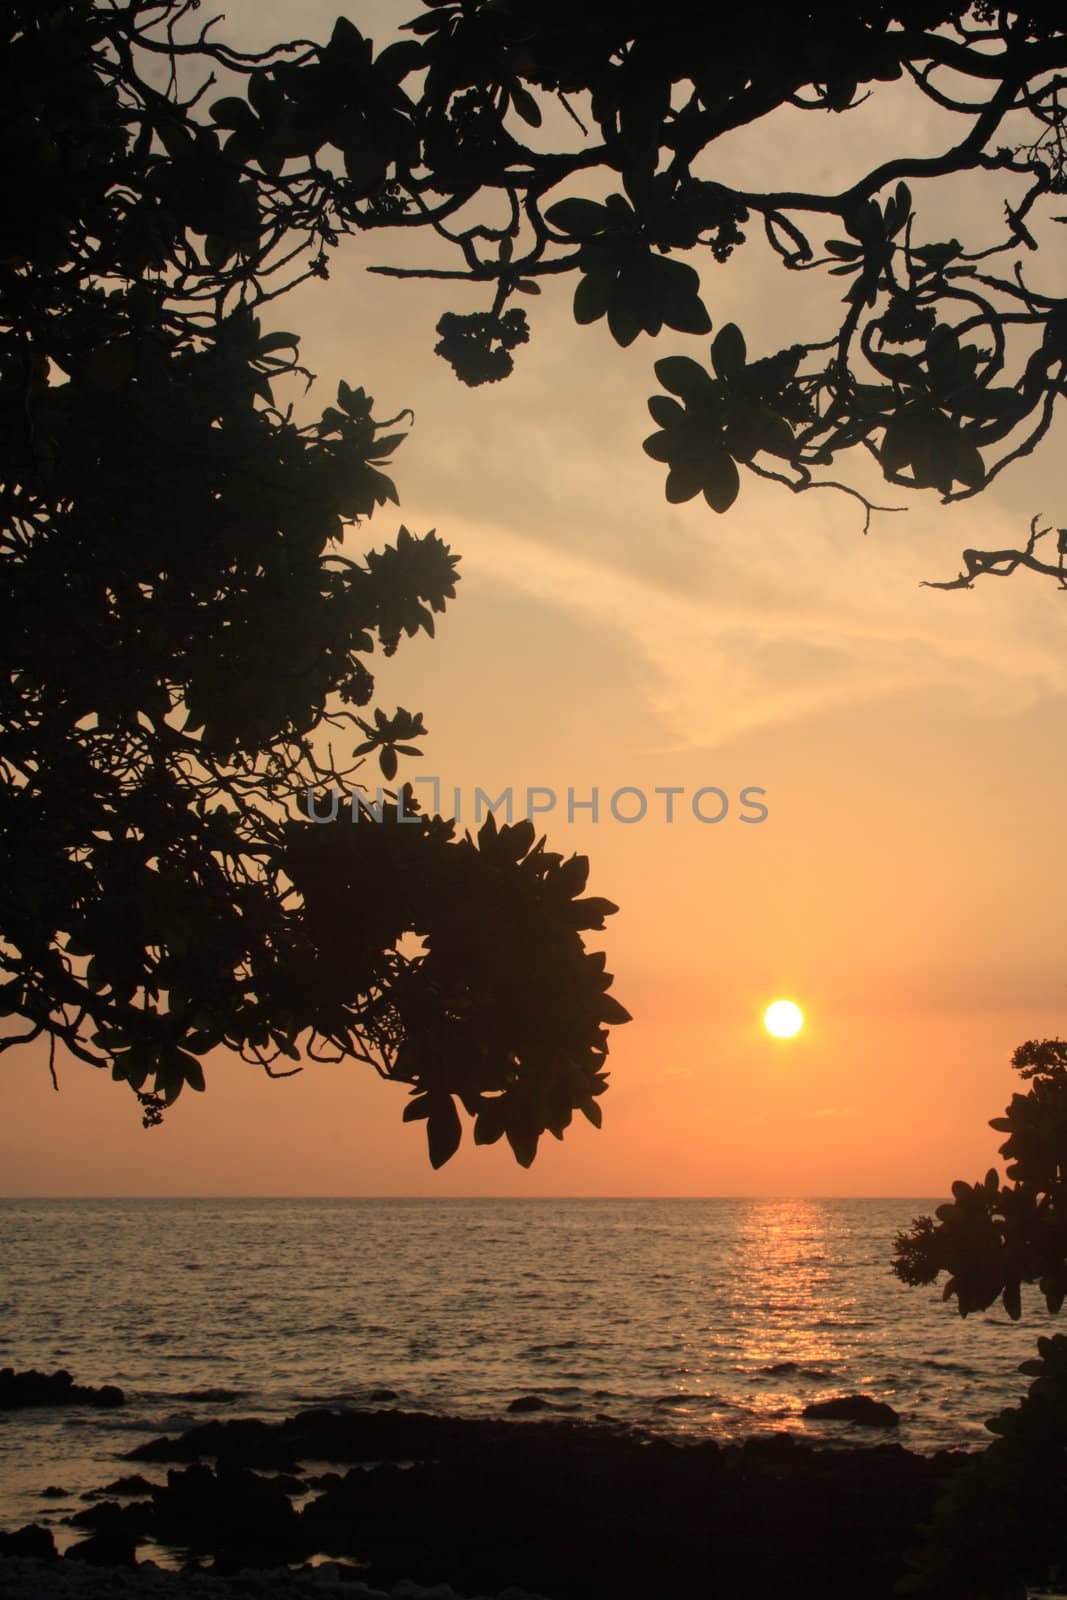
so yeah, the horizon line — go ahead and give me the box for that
[0,1192,946,1202]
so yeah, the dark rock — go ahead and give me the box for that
[306,1561,371,1584]
[0,1367,125,1410]
[119,1403,970,1599]
[66,1525,139,1566]
[270,1473,307,1495]
[39,1486,70,1499]
[742,1433,798,1460]
[66,1499,152,1537]
[307,1471,343,1490]
[67,1499,123,1530]
[129,1406,506,1471]
[128,1416,298,1470]
[0,1523,58,1560]
[150,1462,306,1567]
[802,1395,900,1428]
[368,1388,398,1402]
[506,1395,552,1414]
[99,1474,156,1498]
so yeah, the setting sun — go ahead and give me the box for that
[763,1000,805,1039]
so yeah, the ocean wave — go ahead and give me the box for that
[755,1362,836,1379]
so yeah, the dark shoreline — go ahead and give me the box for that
[2,1403,978,1599]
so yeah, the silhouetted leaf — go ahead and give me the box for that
[506,1121,539,1169]
[952,432,985,489]
[546,198,609,238]
[665,458,705,503]
[702,449,740,512]
[571,895,620,929]
[178,1052,205,1092]
[427,1095,462,1168]
[654,355,714,403]
[257,331,299,355]
[211,97,255,130]
[662,291,711,335]
[573,271,611,323]
[647,394,686,429]
[510,82,542,128]
[473,1098,507,1145]
[711,323,746,381]
[607,288,642,347]
[374,40,424,82]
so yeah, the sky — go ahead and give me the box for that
[3,4,1067,1196]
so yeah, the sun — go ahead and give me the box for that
[763,999,804,1039]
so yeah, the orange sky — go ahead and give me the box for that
[3,3,1066,1196]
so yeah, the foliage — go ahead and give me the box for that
[7,0,1066,1156]
[892,1043,1067,1595]
[103,0,1067,577]
[892,1039,1067,1319]
[0,0,628,1164]
[898,1337,1067,1597]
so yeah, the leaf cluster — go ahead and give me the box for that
[892,1040,1067,1319]
[0,0,630,1160]
[899,1333,1067,1597]
[17,2,1066,571]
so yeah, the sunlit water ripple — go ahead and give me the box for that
[0,1197,1053,1546]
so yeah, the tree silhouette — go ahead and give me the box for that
[5,2,1065,1160]
[891,1042,1067,1596]
[0,0,628,1166]
[893,1038,1067,1319]
[135,1,1067,578]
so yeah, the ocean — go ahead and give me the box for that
[0,1197,1055,1555]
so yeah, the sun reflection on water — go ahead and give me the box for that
[648,1198,869,1437]
[728,1199,843,1366]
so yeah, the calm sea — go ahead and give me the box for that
[0,1197,1055,1551]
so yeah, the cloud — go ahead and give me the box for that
[419,487,1067,755]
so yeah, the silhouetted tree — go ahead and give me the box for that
[0,1,628,1165]
[130,1,1067,582]
[893,1039,1067,1319]
[6,1,1066,1159]
[894,1339,1067,1597]
[892,1043,1067,1596]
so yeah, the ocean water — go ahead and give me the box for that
[0,1197,1056,1552]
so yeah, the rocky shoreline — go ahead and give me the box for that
[0,1390,975,1599]
[0,1556,549,1600]
[0,1366,125,1410]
